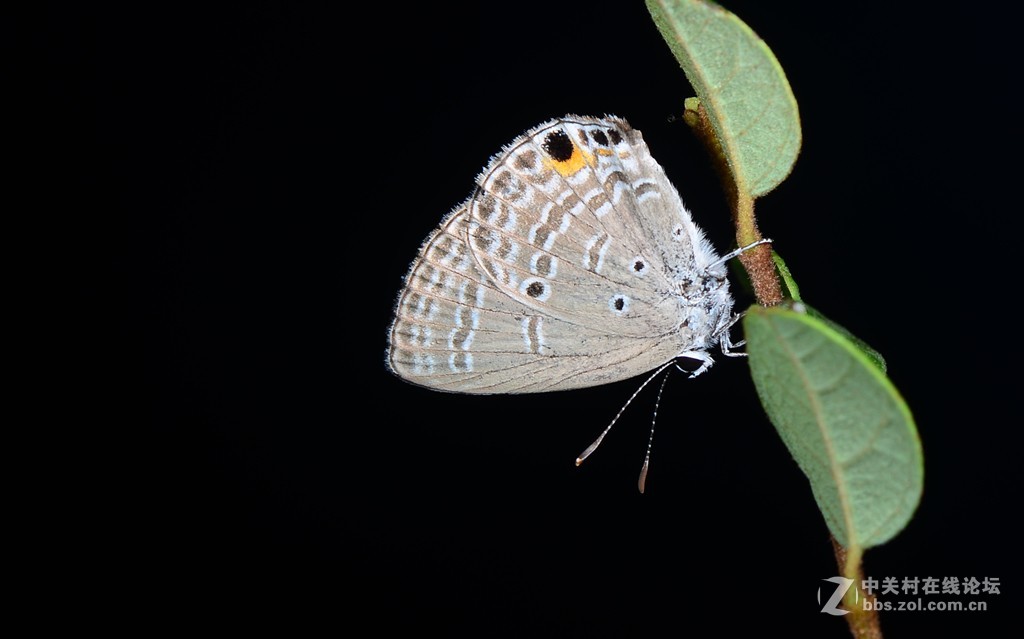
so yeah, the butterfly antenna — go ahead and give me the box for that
[638,368,673,493]
[705,238,773,272]
[576,360,675,467]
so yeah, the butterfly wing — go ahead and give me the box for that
[387,204,668,393]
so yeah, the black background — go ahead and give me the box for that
[40,1,1017,635]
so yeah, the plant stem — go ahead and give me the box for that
[832,536,882,638]
[732,189,781,305]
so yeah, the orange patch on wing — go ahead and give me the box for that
[544,143,595,177]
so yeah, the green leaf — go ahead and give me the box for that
[743,303,922,549]
[646,0,801,197]
[771,251,801,301]
[769,251,886,372]
[801,304,887,375]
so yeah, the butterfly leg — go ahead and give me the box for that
[718,312,749,358]
[721,337,747,357]
[704,238,773,272]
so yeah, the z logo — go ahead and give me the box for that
[818,577,859,616]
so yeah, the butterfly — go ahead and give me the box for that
[386,115,767,488]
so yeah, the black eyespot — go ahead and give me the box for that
[607,128,623,145]
[542,129,575,162]
[609,294,630,314]
[526,281,545,298]
[591,130,609,146]
[633,260,645,272]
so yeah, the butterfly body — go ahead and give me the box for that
[387,115,737,394]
